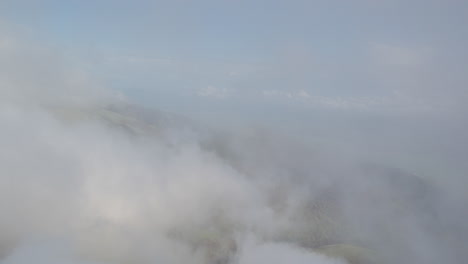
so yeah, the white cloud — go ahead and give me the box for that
[260,88,443,114]
[238,240,345,264]
[197,86,230,99]
[297,90,310,98]
[371,43,430,67]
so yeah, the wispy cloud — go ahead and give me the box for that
[197,85,231,99]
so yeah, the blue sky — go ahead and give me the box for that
[2,0,467,117]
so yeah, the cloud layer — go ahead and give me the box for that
[1,6,468,264]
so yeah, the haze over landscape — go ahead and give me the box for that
[0,1,467,264]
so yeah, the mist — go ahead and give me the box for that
[1,2,468,264]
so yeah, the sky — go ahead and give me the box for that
[1,0,467,117]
